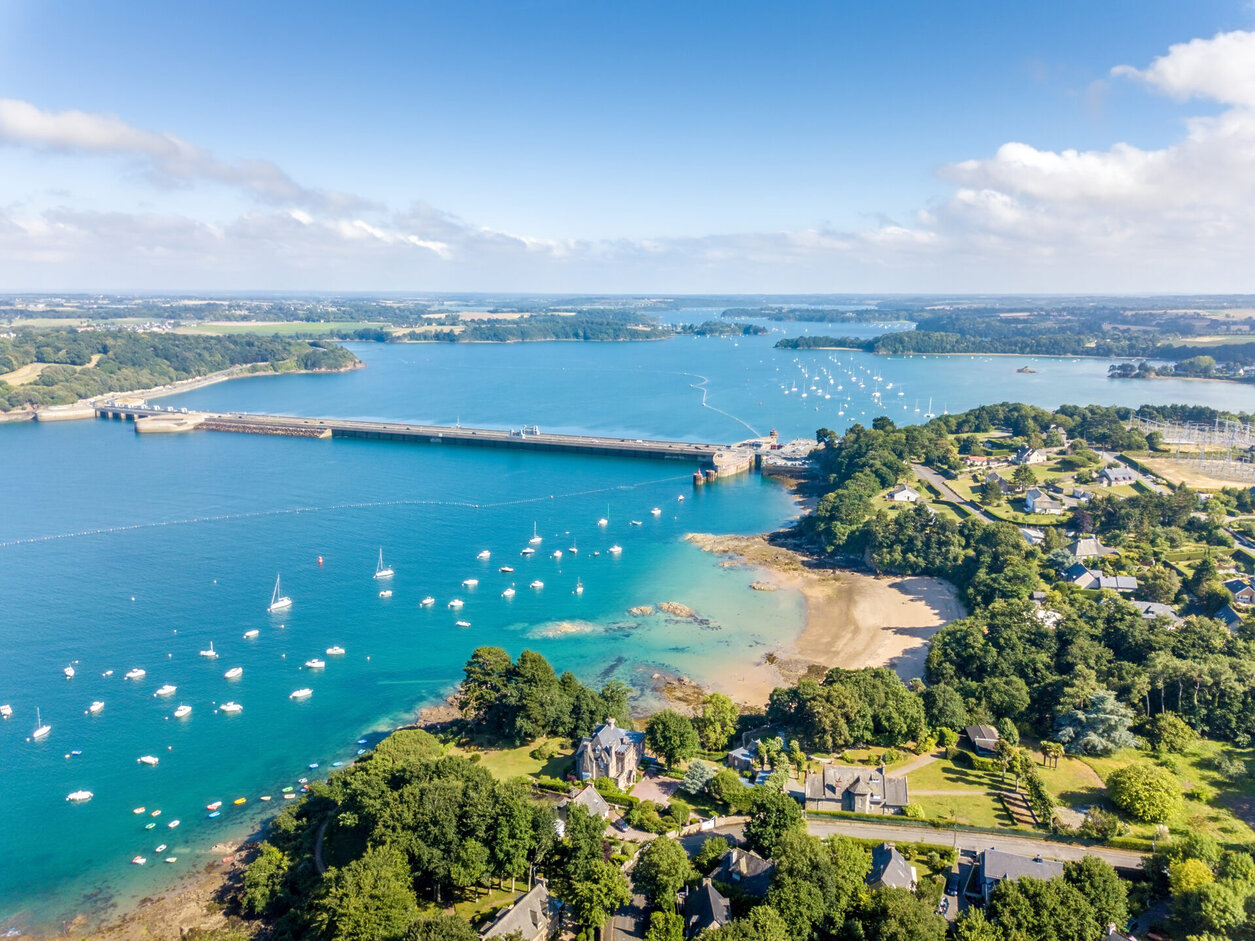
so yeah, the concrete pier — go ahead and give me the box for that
[96,404,758,472]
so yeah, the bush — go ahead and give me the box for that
[1107,762,1182,823]
[937,727,959,748]
[971,756,998,773]
[1209,754,1247,778]
[1079,807,1122,840]
[902,803,927,820]
[529,740,560,761]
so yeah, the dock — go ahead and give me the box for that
[95,404,760,474]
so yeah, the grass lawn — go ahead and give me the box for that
[449,738,574,781]
[187,320,388,336]
[837,747,918,771]
[452,886,521,927]
[911,792,1020,829]
[1079,740,1255,845]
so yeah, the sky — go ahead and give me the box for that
[1,0,1254,293]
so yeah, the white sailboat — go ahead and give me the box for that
[31,707,51,741]
[64,664,76,679]
[568,536,578,555]
[528,522,542,545]
[373,548,394,580]
[597,504,609,527]
[268,574,292,613]
[199,642,218,659]
[574,578,584,595]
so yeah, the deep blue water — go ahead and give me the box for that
[2,320,1251,932]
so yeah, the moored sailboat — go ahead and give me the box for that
[268,574,292,613]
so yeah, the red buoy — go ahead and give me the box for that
[317,556,324,566]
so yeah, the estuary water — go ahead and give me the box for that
[1,318,1251,932]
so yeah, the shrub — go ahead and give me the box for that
[902,803,927,820]
[1079,807,1122,840]
[937,727,959,748]
[1108,762,1182,823]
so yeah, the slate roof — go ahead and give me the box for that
[1100,466,1136,484]
[588,719,645,752]
[965,725,1000,754]
[482,882,560,939]
[712,848,775,897]
[1134,601,1180,622]
[1218,604,1244,629]
[684,880,731,935]
[868,842,916,890]
[804,765,909,808]
[980,849,1064,884]
[1067,537,1112,559]
[559,784,611,820]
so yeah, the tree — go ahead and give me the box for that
[1064,856,1128,930]
[921,683,967,730]
[402,915,478,941]
[311,847,421,941]
[459,646,514,731]
[241,842,289,918]
[1169,858,1215,895]
[995,716,1019,747]
[692,693,739,750]
[645,710,699,770]
[856,887,946,941]
[680,759,718,795]
[694,836,732,873]
[1178,881,1249,936]
[1012,464,1037,491]
[743,786,804,857]
[951,908,1002,941]
[1144,712,1196,755]
[644,910,684,941]
[1052,688,1139,755]
[985,876,1101,941]
[704,906,790,941]
[979,479,1005,506]
[632,837,695,909]
[449,839,489,898]
[565,859,631,941]
[1108,761,1182,822]
[492,780,537,890]
[708,769,751,810]
[1041,741,1064,769]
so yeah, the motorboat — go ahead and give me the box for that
[520,547,535,556]
[199,642,218,659]
[206,801,222,811]
[154,685,177,697]
[124,668,146,680]
[174,704,192,719]
[551,550,563,560]
[132,856,147,866]
[64,664,76,679]
[476,550,491,560]
[574,579,584,595]
[462,578,479,588]
[326,646,345,656]
[305,659,326,670]
[651,507,661,516]
[290,689,312,700]
[373,548,394,580]
[137,755,160,766]
[455,620,471,628]
[167,819,180,828]
[268,574,292,613]
[447,598,464,609]
[499,566,514,573]
[630,520,642,526]
[0,704,11,719]
[88,701,105,714]
[420,596,435,607]
[224,667,243,679]
[155,844,167,853]
[243,629,260,639]
[608,545,622,554]
[501,586,516,598]
[220,702,242,714]
[378,589,392,598]
[66,790,93,802]
[529,580,544,590]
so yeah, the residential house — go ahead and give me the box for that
[867,842,917,891]
[1132,601,1180,623]
[1099,466,1137,486]
[727,740,760,773]
[985,471,1013,492]
[1066,537,1114,560]
[711,848,775,898]
[573,717,645,791]
[1025,488,1063,515]
[1063,564,1137,593]
[887,484,920,503]
[964,724,1000,756]
[554,785,611,836]
[481,882,561,940]
[1012,446,1048,465]
[802,765,909,814]
[1223,578,1255,606]
[976,849,1064,903]
[683,880,731,937]
[1218,604,1245,630]
[1019,527,1046,547]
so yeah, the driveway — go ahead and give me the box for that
[912,463,994,523]
[630,774,681,807]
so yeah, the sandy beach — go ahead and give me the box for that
[686,532,965,698]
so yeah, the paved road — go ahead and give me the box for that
[611,893,649,941]
[911,463,994,523]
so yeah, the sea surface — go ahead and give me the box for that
[2,314,1251,933]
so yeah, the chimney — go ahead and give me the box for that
[605,717,616,729]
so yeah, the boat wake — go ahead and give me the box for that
[682,372,760,437]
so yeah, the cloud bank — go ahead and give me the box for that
[3,30,1255,291]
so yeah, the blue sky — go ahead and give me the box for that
[1,0,1254,291]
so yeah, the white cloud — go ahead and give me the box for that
[1111,30,1255,107]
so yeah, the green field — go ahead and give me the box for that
[187,320,388,336]
[448,738,574,781]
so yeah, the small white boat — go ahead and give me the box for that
[133,807,146,814]
[164,857,178,863]
[568,537,578,555]
[124,668,146,680]
[677,495,684,502]
[608,545,623,554]
[224,666,243,680]
[137,755,159,766]
[529,522,542,545]
[1,704,12,719]
[378,589,392,598]
[155,844,167,853]
[651,507,662,516]
[154,685,176,697]
[132,856,147,866]
[326,646,345,656]
[207,801,222,811]
[499,566,514,573]
[552,550,563,560]
[290,688,312,700]
[630,520,642,526]
[87,701,105,715]
[520,547,535,556]
[66,790,93,802]
[151,809,161,816]
[64,664,76,679]
[420,596,435,607]
[167,819,180,829]
[501,586,516,598]
[174,704,192,719]
[243,629,260,639]
[268,574,292,613]
[455,620,471,628]
[220,702,242,714]
[575,579,584,595]
[199,642,218,659]
[462,578,479,588]
[447,598,464,608]
[529,580,544,590]
[32,707,51,741]
[102,669,113,677]
[598,505,609,527]
[373,547,394,580]
[476,550,491,560]
[305,659,326,670]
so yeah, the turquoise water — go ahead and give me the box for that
[2,323,1251,933]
